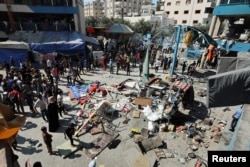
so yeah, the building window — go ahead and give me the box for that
[174,20,177,24]
[174,11,179,14]
[205,7,213,14]
[182,20,187,24]
[167,2,171,6]
[166,11,170,15]
[186,0,191,4]
[184,10,189,14]
[176,1,180,5]
[197,0,203,3]
[193,20,198,24]
[195,10,201,14]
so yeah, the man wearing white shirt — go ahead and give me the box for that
[34,94,48,122]
[47,58,52,68]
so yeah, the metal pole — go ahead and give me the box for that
[142,42,150,84]
[169,25,182,77]
[122,8,124,24]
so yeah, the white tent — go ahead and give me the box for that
[0,41,29,50]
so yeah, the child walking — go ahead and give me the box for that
[41,126,53,155]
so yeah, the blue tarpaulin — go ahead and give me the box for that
[9,31,85,54]
[68,85,90,99]
[0,49,28,66]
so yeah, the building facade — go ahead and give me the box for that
[209,0,250,52]
[84,0,104,18]
[124,4,174,28]
[104,0,152,18]
[0,0,86,34]
[164,0,215,26]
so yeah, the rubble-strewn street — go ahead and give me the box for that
[1,65,239,167]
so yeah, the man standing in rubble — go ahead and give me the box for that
[229,105,243,132]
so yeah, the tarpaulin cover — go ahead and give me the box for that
[217,52,250,74]
[9,31,85,54]
[207,68,250,108]
[0,48,28,65]
[0,41,29,50]
[68,85,90,99]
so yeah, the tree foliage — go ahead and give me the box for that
[85,17,98,27]
[85,17,157,36]
[132,19,152,35]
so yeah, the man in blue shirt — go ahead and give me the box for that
[230,105,243,132]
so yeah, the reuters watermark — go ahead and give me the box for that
[208,151,249,167]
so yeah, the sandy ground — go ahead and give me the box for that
[0,65,238,167]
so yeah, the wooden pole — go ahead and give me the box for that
[74,110,97,136]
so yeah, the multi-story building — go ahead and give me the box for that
[104,0,152,18]
[164,0,215,26]
[209,0,250,53]
[0,0,86,34]
[125,4,174,28]
[84,0,104,18]
[208,0,250,75]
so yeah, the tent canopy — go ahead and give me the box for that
[106,23,134,34]
[0,41,29,50]
[9,31,85,54]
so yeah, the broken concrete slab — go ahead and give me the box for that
[139,136,163,152]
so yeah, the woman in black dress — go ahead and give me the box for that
[47,96,60,132]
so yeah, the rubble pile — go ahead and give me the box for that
[63,73,230,166]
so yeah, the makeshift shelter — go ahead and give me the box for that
[9,31,85,55]
[106,23,134,34]
[207,67,250,108]
[106,23,134,43]
[0,41,29,66]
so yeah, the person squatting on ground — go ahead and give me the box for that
[41,126,53,155]
[33,94,48,122]
[64,123,76,147]
[230,105,243,132]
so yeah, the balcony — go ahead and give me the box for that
[220,0,250,5]
[0,0,73,7]
[114,1,122,6]
[0,21,76,33]
[214,2,250,16]
[0,3,77,14]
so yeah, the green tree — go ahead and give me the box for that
[101,16,113,27]
[132,19,152,35]
[85,16,98,27]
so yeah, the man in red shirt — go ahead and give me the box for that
[8,86,25,114]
